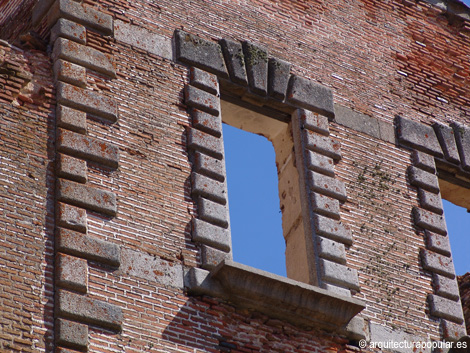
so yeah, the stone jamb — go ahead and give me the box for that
[396,115,467,340]
[32,0,122,350]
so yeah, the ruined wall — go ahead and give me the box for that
[0,41,55,351]
[1,0,470,351]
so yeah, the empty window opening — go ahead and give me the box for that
[223,123,286,276]
[438,177,470,276]
[441,199,470,276]
[221,100,309,282]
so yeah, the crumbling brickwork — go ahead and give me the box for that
[1,0,470,351]
[0,41,55,351]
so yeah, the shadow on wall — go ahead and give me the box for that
[161,294,347,352]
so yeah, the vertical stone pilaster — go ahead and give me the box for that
[32,0,122,350]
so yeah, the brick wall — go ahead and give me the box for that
[1,0,470,351]
[0,41,55,351]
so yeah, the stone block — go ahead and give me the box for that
[56,289,123,331]
[305,151,335,177]
[56,253,88,293]
[193,151,225,182]
[311,192,340,220]
[313,214,353,245]
[50,18,86,45]
[303,130,341,160]
[32,0,55,26]
[418,189,443,215]
[53,38,115,78]
[408,166,439,194]
[411,150,436,173]
[322,283,351,297]
[317,236,346,264]
[119,248,184,288]
[432,273,460,301]
[421,249,455,279]
[56,202,87,233]
[192,218,231,252]
[378,119,396,144]
[320,259,360,291]
[201,244,232,270]
[57,82,117,122]
[191,108,222,138]
[433,122,461,164]
[287,75,335,119]
[57,105,87,134]
[344,316,366,340]
[440,319,467,341]
[56,153,87,184]
[53,59,86,88]
[369,323,432,352]
[114,20,172,60]
[48,0,113,35]
[175,30,228,78]
[55,318,88,351]
[191,172,227,205]
[56,227,120,266]
[428,294,464,324]
[185,85,220,116]
[56,128,119,168]
[242,41,268,96]
[447,1,470,21]
[395,116,443,157]
[184,267,225,297]
[294,108,329,136]
[308,171,347,202]
[451,122,470,171]
[56,178,117,216]
[413,207,447,235]
[334,104,381,139]
[425,230,451,257]
[268,58,291,101]
[187,128,224,160]
[219,38,248,86]
[190,67,219,95]
[198,197,229,228]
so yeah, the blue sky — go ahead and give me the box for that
[223,124,470,279]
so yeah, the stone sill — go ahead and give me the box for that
[185,260,365,334]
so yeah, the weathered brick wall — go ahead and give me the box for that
[0,41,55,351]
[1,0,470,351]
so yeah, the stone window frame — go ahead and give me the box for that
[396,116,468,340]
[175,30,365,337]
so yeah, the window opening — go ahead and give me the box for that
[223,123,286,276]
[221,99,308,282]
[441,199,470,276]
